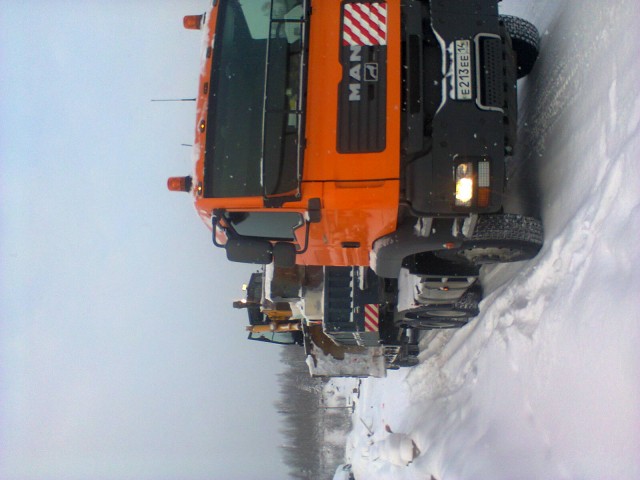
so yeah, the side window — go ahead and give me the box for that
[239,0,303,40]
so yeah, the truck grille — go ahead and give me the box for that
[324,267,354,327]
[337,1,388,153]
[478,36,505,111]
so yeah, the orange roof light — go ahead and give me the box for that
[183,14,203,30]
[167,176,193,193]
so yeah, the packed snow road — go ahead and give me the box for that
[345,1,640,479]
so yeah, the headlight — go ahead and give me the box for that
[455,160,491,208]
[455,163,474,206]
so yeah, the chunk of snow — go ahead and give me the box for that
[369,433,420,467]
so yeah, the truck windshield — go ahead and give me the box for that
[204,0,307,200]
[248,331,300,345]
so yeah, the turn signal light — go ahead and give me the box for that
[477,161,491,207]
[478,187,491,207]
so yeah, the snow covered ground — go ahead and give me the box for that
[344,1,640,478]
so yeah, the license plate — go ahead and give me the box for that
[454,40,473,100]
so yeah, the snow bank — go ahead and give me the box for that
[345,1,640,478]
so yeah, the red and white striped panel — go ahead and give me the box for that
[364,304,380,332]
[342,2,388,46]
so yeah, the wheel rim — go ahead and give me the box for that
[417,308,468,318]
[404,310,469,329]
[411,318,467,329]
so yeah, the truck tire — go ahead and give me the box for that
[395,354,420,368]
[501,15,540,78]
[400,287,481,329]
[439,214,543,265]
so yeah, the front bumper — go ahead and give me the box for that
[402,0,517,215]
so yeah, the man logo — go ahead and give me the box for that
[364,63,379,82]
[347,52,379,102]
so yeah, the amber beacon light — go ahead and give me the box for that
[183,15,203,30]
[167,176,192,193]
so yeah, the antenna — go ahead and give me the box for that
[150,98,196,102]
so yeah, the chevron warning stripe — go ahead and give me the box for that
[364,304,380,332]
[342,2,388,46]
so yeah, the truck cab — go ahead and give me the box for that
[169,0,542,278]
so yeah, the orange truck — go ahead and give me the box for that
[169,1,542,332]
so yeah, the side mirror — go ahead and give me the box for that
[226,238,273,265]
[273,242,297,268]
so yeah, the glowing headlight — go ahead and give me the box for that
[455,163,474,206]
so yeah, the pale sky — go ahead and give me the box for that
[0,1,289,479]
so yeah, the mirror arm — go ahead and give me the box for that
[212,209,231,248]
[292,198,320,255]
[294,220,311,255]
